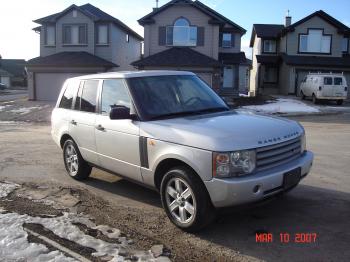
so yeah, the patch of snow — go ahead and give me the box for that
[0,105,10,111]
[239,93,249,97]
[9,106,42,115]
[0,182,20,198]
[242,98,320,114]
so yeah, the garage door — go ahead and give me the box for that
[196,73,212,87]
[35,73,84,101]
[0,76,10,88]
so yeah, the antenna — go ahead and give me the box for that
[286,9,290,17]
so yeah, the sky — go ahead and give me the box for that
[0,0,349,60]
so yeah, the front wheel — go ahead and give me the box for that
[336,100,343,106]
[63,139,92,180]
[300,90,306,100]
[160,166,215,232]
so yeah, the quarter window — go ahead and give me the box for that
[59,82,76,109]
[299,29,331,53]
[79,80,99,113]
[63,24,87,45]
[263,40,276,53]
[45,25,55,46]
[324,77,333,85]
[101,79,131,114]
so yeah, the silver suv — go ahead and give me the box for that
[51,71,314,231]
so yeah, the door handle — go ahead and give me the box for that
[95,124,105,131]
[70,120,77,125]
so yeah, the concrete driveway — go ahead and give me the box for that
[0,113,349,261]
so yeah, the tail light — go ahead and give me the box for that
[319,86,322,91]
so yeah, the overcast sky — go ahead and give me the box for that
[0,0,349,60]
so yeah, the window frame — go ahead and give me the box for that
[262,39,277,54]
[222,33,233,48]
[166,17,198,47]
[45,24,56,47]
[263,66,279,84]
[342,37,349,53]
[62,23,88,46]
[75,79,100,114]
[96,24,109,46]
[298,28,332,55]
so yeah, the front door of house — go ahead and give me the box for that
[223,66,235,89]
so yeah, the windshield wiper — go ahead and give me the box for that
[149,107,229,120]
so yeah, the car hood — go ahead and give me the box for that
[139,111,303,151]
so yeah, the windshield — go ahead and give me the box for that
[127,75,229,120]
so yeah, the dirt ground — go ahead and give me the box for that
[0,99,350,261]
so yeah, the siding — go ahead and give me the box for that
[249,35,261,95]
[144,5,220,59]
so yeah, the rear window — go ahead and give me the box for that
[324,77,333,85]
[59,81,76,109]
[79,80,99,113]
[334,77,343,85]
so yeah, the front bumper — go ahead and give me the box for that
[204,151,314,208]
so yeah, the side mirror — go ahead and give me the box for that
[109,106,131,120]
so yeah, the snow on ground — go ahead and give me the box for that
[0,105,10,111]
[9,106,43,115]
[242,98,320,114]
[0,182,159,261]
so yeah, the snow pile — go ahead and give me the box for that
[9,106,43,115]
[0,181,19,198]
[0,105,10,111]
[242,98,320,114]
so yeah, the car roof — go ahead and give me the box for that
[68,70,196,80]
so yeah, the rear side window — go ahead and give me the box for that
[59,81,76,109]
[324,77,333,85]
[334,77,343,85]
[80,80,99,113]
[101,79,131,114]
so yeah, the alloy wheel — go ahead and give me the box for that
[65,144,79,176]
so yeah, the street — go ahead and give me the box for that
[0,112,349,261]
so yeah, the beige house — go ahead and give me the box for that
[27,4,143,101]
[132,0,250,96]
[250,10,350,96]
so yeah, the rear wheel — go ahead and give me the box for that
[160,166,215,232]
[300,90,306,100]
[336,100,343,106]
[63,139,92,180]
[312,94,318,104]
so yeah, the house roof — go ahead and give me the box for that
[0,59,26,76]
[219,52,247,64]
[283,10,350,35]
[256,55,281,64]
[33,3,143,40]
[250,24,284,47]
[26,52,118,68]
[138,0,246,34]
[131,47,221,67]
[281,53,350,67]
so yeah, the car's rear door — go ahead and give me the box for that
[333,76,345,97]
[69,79,99,165]
[322,76,333,97]
[94,78,142,182]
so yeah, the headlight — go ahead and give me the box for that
[213,150,256,178]
[301,134,306,153]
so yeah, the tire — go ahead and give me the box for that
[63,139,92,180]
[160,166,215,232]
[300,90,306,100]
[337,100,343,106]
[312,94,318,104]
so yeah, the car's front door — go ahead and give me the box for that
[69,79,99,165]
[95,79,142,182]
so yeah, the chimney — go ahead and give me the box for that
[153,0,159,11]
[285,10,292,27]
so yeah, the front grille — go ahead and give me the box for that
[256,137,302,171]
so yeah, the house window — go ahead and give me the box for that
[263,40,276,53]
[45,25,55,46]
[342,38,348,53]
[97,24,108,45]
[299,29,331,53]
[63,24,87,45]
[166,18,197,46]
[222,33,233,48]
[126,34,130,43]
[264,67,278,83]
